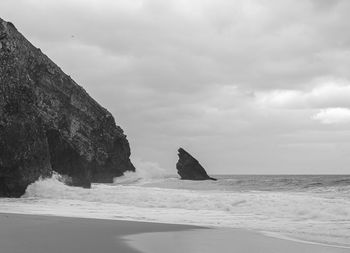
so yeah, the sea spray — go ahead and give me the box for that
[1,174,349,247]
[113,160,168,185]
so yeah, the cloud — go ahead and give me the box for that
[256,78,350,109]
[3,0,350,92]
[312,108,350,124]
[2,0,350,173]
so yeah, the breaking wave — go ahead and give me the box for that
[113,160,167,185]
[0,173,349,247]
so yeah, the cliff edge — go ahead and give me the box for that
[0,18,135,197]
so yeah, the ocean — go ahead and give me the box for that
[0,167,349,248]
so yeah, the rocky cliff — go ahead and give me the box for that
[176,148,216,181]
[0,18,135,197]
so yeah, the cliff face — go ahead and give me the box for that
[0,18,135,197]
[176,148,216,181]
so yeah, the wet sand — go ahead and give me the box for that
[126,228,350,253]
[0,213,349,253]
[0,213,198,253]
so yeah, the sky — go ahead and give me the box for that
[2,0,350,174]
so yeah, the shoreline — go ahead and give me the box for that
[261,231,350,250]
[125,228,350,253]
[1,212,349,253]
[1,210,349,249]
[0,213,199,253]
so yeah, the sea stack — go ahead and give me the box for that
[176,148,217,181]
[0,18,135,197]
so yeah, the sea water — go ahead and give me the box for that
[0,167,349,247]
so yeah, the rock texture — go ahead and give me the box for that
[176,148,216,181]
[0,18,135,197]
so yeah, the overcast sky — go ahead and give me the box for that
[2,0,350,174]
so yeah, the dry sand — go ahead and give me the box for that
[0,213,349,253]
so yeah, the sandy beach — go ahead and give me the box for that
[1,213,349,253]
[0,213,197,253]
[127,228,350,253]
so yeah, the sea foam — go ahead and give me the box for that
[0,172,349,248]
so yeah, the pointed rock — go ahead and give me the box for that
[0,18,135,197]
[176,148,217,181]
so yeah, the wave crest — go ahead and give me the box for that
[113,160,167,184]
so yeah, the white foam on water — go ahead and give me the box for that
[0,173,349,248]
[113,160,168,185]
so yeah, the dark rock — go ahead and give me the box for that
[0,18,135,197]
[176,148,217,181]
